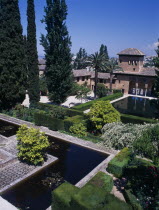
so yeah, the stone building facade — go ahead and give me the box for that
[73,48,157,96]
[39,48,157,97]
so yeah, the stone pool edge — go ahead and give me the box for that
[0,154,58,194]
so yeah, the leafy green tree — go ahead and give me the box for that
[41,0,73,104]
[17,125,50,165]
[27,0,40,107]
[88,52,107,98]
[99,44,109,60]
[105,58,122,93]
[74,48,88,69]
[0,0,27,110]
[96,83,109,98]
[88,101,120,130]
[75,84,91,103]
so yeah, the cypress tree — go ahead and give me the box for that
[27,0,40,107]
[0,0,27,110]
[41,0,73,104]
[74,48,88,69]
[99,44,109,60]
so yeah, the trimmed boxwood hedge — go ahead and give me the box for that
[107,148,132,178]
[123,190,143,210]
[85,171,113,193]
[36,102,84,117]
[64,115,86,132]
[121,114,157,124]
[34,112,64,131]
[52,182,79,210]
[72,92,123,111]
[71,184,131,210]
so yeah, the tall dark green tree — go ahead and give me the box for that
[41,0,73,104]
[0,0,27,110]
[27,0,40,106]
[74,47,88,69]
[99,44,109,60]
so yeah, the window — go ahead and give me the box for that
[82,77,85,81]
[112,80,115,84]
[120,60,122,63]
[77,77,79,82]
[86,76,89,80]
[135,61,137,66]
[119,80,121,84]
[100,79,103,83]
[128,61,131,65]
[133,68,135,71]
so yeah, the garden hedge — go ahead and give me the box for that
[52,182,79,210]
[36,102,84,117]
[72,92,123,111]
[71,185,131,210]
[107,147,132,178]
[64,115,86,132]
[34,112,64,131]
[85,171,113,193]
[123,190,143,210]
[121,114,157,124]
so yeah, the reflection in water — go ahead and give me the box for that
[113,96,159,119]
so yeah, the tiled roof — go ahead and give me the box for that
[114,67,157,77]
[117,48,145,56]
[73,69,111,79]
[73,69,91,77]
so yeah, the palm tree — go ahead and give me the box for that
[88,52,107,98]
[105,58,123,93]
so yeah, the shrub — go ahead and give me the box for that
[72,92,123,111]
[16,125,49,165]
[64,115,86,132]
[100,122,157,150]
[123,190,143,210]
[88,101,120,130]
[107,148,132,178]
[70,123,87,137]
[133,124,159,164]
[85,171,113,193]
[71,185,131,210]
[34,112,64,131]
[96,83,109,98]
[124,158,159,209]
[121,114,157,124]
[52,182,79,210]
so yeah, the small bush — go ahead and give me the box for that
[85,171,113,193]
[52,182,79,210]
[16,125,49,165]
[88,101,120,130]
[107,148,132,178]
[64,115,86,132]
[133,124,159,164]
[70,123,87,137]
[34,112,64,131]
[72,92,123,111]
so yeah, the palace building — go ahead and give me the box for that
[39,48,157,97]
[73,48,157,96]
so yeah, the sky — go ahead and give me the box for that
[19,0,159,57]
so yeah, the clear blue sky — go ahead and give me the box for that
[19,0,159,57]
